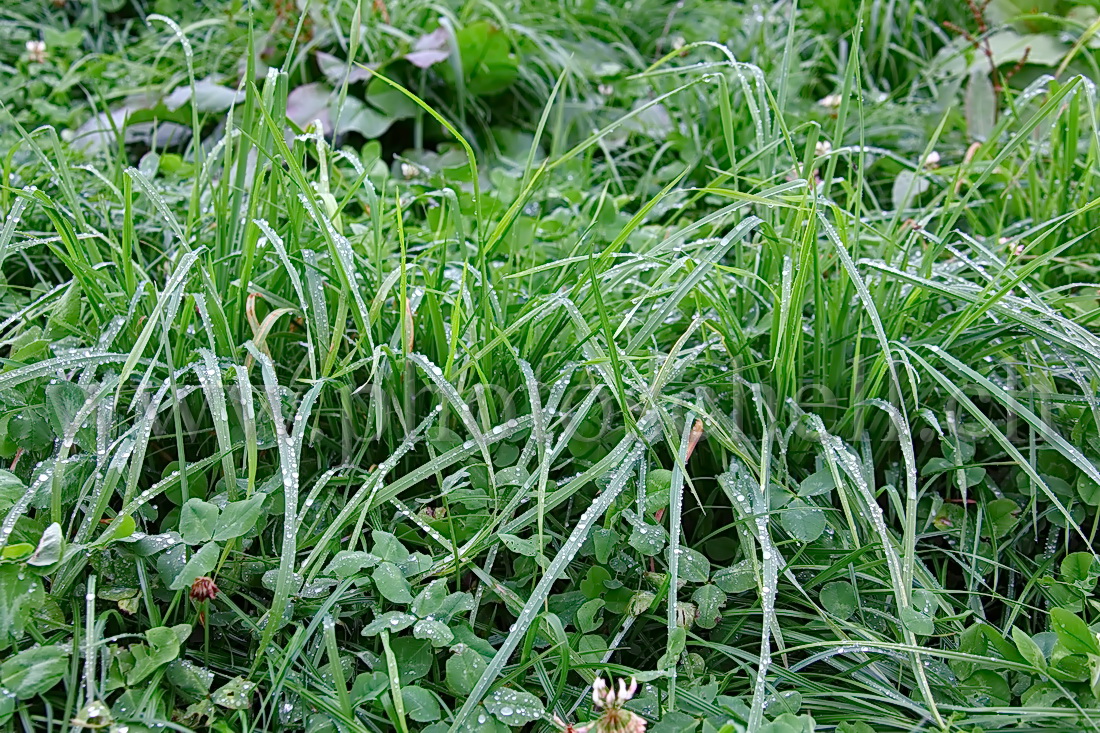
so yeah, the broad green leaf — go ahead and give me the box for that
[391,637,433,681]
[819,581,857,619]
[713,560,756,593]
[964,69,996,142]
[645,469,673,513]
[166,660,215,701]
[413,618,454,647]
[372,531,411,563]
[592,527,618,564]
[984,498,1020,539]
[578,633,607,663]
[352,671,390,703]
[325,550,380,578]
[759,713,816,733]
[1011,627,1047,671]
[1060,552,1096,584]
[451,21,519,97]
[577,598,605,633]
[362,612,417,636]
[499,533,537,557]
[900,606,935,636]
[580,566,611,599]
[412,579,449,618]
[179,499,219,545]
[892,169,929,210]
[1050,607,1100,655]
[0,565,44,649]
[1077,472,1100,506]
[799,468,835,497]
[401,685,442,722]
[372,562,414,603]
[837,723,876,733]
[962,669,1011,706]
[0,644,69,698]
[675,547,710,583]
[434,592,476,621]
[212,494,265,541]
[27,522,63,567]
[629,522,666,556]
[780,499,826,543]
[170,542,219,591]
[212,677,256,709]
[0,470,24,512]
[484,687,543,726]
[692,584,727,629]
[128,625,188,685]
[446,645,486,696]
[44,381,93,452]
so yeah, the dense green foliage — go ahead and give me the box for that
[4,0,1100,731]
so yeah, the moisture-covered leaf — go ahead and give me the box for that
[212,494,265,541]
[372,562,414,604]
[691,584,727,629]
[780,498,826,543]
[27,522,63,567]
[799,468,835,497]
[412,579,448,618]
[170,542,219,591]
[629,522,666,556]
[45,381,93,451]
[179,499,219,545]
[128,625,189,685]
[0,566,44,648]
[167,659,215,701]
[1050,607,1100,655]
[674,547,710,583]
[325,550,380,578]
[592,527,618,564]
[212,677,256,709]
[392,636,434,681]
[499,533,537,557]
[484,687,544,726]
[402,685,442,722]
[900,605,935,636]
[819,581,857,619]
[0,644,69,699]
[372,531,411,563]
[362,612,417,636]
[713,560,756,593]
[414,617,455,647]
[446,644,486,696]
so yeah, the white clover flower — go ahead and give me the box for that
[923,151,941,169]
[815,140,832,157]
[819,93,842,109]
[26,40,47,63]
[585,677,646,733]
